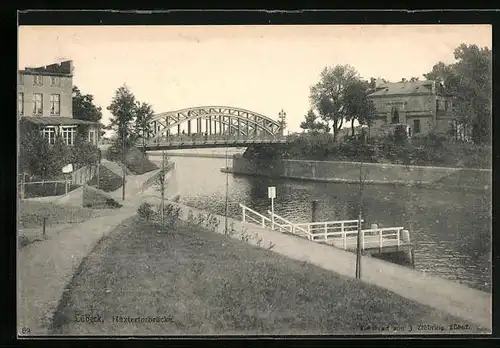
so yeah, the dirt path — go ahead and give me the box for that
[18,170,161,336]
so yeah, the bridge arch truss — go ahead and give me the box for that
[145,106,283,145]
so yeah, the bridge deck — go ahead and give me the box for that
[141,138,288,150]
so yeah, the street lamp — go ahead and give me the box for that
[278,109,287,136]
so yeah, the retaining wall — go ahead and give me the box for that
[230,155,491,191]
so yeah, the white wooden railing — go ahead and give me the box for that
[240,203,409,251]
[240,203,272,229]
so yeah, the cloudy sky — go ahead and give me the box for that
[18,25,491,133]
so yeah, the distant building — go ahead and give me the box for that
[17,60,99,145]
[367,80,455,138]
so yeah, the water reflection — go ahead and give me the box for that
[152,153,491,292]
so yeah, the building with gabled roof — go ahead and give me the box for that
[367,79,456,138]
[17,60,100,146]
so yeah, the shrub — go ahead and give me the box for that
[137,202,154,220]
[87,165,123,192]
[154,203,181,229]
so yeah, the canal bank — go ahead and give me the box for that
[225,155,492,192]
[142,197,491,331]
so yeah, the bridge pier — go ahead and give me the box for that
[187,120,191,135]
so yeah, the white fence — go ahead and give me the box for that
[240,203,409,251]
[71,165,97,186]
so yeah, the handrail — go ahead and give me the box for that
[294,219,362,227]
[240,203,271,228]
[240,204,408,250]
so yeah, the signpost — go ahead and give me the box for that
[62,163,73,194]
[268,186,276,230]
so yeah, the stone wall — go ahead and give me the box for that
[230,155,491,191]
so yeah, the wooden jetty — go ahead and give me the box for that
[239,203,414,266]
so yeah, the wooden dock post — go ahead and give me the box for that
[42,217,46,237]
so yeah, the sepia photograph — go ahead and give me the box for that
[17,21,492,337]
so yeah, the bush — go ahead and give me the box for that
[137,202,154,220]
[125,147,159,174]
[23,182,80,198]
[153,203,181,229]
[87,165,123,192]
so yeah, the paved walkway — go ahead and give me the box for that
[18,169,160,335]
[144,198,492,331]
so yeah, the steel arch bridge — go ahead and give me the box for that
[139,106,287,150]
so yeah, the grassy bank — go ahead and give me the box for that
[51,216,480,335]
[271,133,492,169]
[18,201,103,229]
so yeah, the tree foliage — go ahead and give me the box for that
[134,101,155,151]
[424,44,492,144]
[343,79,377,136]
[19,119,100,179]
[300,110,330,134]
[73,86,104,137]
[306,65,377,138]
[309,64,359,139]
[107,84,137,149]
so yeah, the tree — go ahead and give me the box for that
[107,85,137,153]
[73,86,104,137]
[300,109,330,135]
[309,64,359,139]
[424,44,492,144]
[134,101,155,152]
[343,79,377,136]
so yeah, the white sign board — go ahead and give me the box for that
[62,163,74,174]
[268,186,276,199]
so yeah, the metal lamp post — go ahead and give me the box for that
[122,125,126,201]
[278,109,287,137]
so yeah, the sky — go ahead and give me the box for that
[18,25,491,134]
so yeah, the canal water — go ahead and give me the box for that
[150,149,492,293]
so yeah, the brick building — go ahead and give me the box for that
[17,60,99,145]
[367,80,455,137]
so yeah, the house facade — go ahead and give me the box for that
[17,60,99,145]
[367,80,455,138]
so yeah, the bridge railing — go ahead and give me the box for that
[142,133,287,147]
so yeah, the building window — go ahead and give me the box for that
[61,126,76,146]
[391,107,400,124]
[50,94,60,115]
[33,93,43,115]
[445,100,449,111]
[42,127,56,145]
[18,74,24,85]
[436,99,440,111]
[413,119,421,134]
[33,75,43,86]
[88,128,97,144]
[18,92,24,115]
[50,76,60,86]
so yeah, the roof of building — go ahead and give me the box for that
[20,60,73,77]
[368,80,435,97]
[21,117,98,126]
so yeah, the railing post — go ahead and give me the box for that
[242,207,246,222]
[261,216,265,228]
[324,223,328,241]
[361,229,365,250]
[379,228,383,248]
[342,222,346,249]
[397,229,401,247]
